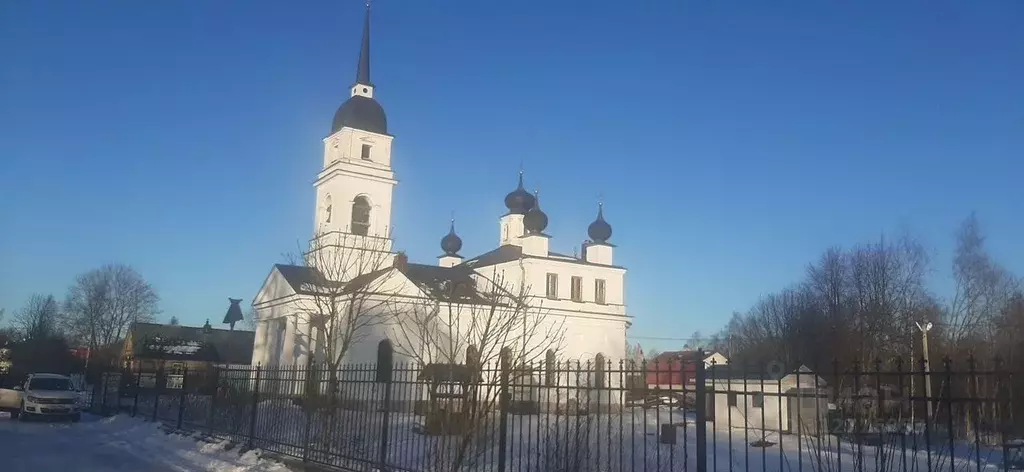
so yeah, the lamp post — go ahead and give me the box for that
[915,321,934,421]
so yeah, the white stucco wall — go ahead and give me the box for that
[710,374,825,432]
[316,127,396,239]
[480,258,626,315]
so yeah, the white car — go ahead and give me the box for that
[0,373,81,422]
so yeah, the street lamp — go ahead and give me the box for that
[915,321,934,421]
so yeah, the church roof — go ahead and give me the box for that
[274,264,326,295]
[461,244,626,270]
[276,262,487,304]
[462,245,524,268]
[400,263,477,300]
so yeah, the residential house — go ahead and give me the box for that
[122,321,255,375]
[646,350,729,390]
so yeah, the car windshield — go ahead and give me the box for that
[29,378,71,391]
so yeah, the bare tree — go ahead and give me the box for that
[64,264,160,351]
[387,269,566,472]
[624,341,644,365]
[724,230,935,372]
[14,294,63,340]
[288,231,396,386]
[946,213,1019,347]
[242,306,258,332]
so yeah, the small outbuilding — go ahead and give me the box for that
[418,363,478,435]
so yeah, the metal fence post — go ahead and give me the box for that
[208,366,219,430]
[247,364,261,450]
[99,372,108,416]
[377,340,394,471]
[132,365,141,417]
[177,365,188,430]
[694,349,708,472]
[498,347,511,472]
[153,365,163,422]
[302,363,314,464]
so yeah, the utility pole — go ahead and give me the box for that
[915,321,934,421]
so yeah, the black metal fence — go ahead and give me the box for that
[85,353,1023,472]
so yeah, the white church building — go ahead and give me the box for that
[250,6,629,379]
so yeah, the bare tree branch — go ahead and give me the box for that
[289,231,396,376]
[63,264,160,351]
[14,294,63,340]
[946,212,1019,346]
[386,268,566,472]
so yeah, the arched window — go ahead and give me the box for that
[595,353,606,389]
[545,350,556,386]
[351,196,371,236]
[323,195,333,224]
[466,345,479,368]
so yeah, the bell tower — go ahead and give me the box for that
[311,3,396,276]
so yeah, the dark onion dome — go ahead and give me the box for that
[441,219,463,256]
[332,95,387,135]
[523,191,548,234]
[503,171,536,215]
[587,202,612,243]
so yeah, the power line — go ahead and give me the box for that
[626,335,719,342]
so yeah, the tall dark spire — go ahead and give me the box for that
[355,2,372,86]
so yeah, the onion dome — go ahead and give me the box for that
[440,219,463,256]
[503,171,536,215]
[523,191,549,234]
[587,202,612,243]
[332,96,387,135]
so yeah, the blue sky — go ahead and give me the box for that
[1,1,1022,351]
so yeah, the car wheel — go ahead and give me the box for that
[18,410,29,422]
[9,409,19,420]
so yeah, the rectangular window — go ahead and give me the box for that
[595,279,606,305]
[727,392,738,407]
[570,276,583,302]
[361,144,372,160]
[546,273,558,299]
[752,391,765,408]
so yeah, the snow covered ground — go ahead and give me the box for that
[0,413,291,472]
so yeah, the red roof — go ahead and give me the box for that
[651,350,707,363]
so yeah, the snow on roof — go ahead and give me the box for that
[146,339,203,355]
